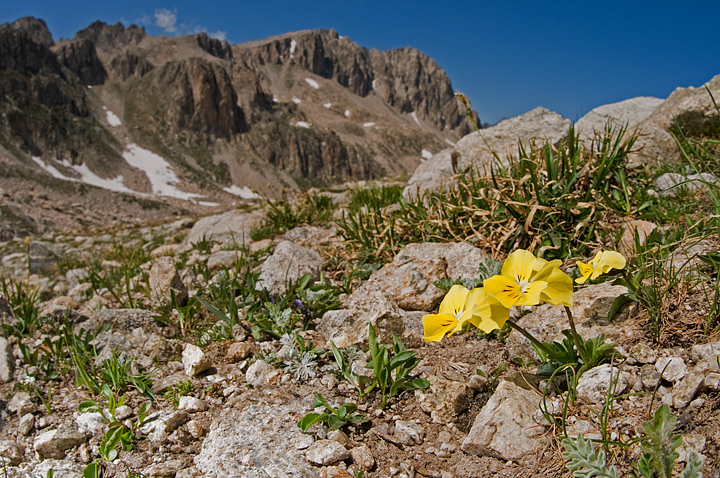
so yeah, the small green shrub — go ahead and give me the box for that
[298,392,368,432]
[330,324,429,407]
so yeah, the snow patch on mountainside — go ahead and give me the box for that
[106,110,121,127]
[122,144,201,200]
[223,185,260,199]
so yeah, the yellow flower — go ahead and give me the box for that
[422,285,480,342]
[575,250,626,284]
[465,288,511,334]
[533,258,574,307]
[484,249,573,308]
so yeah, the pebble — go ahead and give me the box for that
[178,396,208,413]
[394,420,424,445]
[8,392,35,415]
[114,405,133,420]
[704,372,720,391]
[350,445,375,471]
[328,429,350,447]
[186,420,205,439]
[19,413,35,435]
[305,439,350,466]
[655,357,688,382]
[182,344,211,377]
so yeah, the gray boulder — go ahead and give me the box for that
[348,242,490,311]
[34,423,88,459]
[632,73,720,164]
[575,97,663,139]
[403,148,455,200]
[461,376,547,461]
[148,256,187,307]
[179,209,264,252]
[256,240,322,294]
[317,291,423,348]
[29,240,60,274]
[0,336,13,383]
[194,389,317,477]
[452,107,570,174]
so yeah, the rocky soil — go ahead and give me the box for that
[2,43,720,478]
[0,190,719,478]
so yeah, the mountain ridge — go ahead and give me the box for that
[0,16,473,235]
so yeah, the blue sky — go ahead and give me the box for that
[3,1,720,125]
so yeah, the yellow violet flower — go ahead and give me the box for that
[466,288,511,334]
[484,249,573,308]
[533,258,574,307]
[422,285,508,342]
[422,285,477,342]
[575,250,626,284]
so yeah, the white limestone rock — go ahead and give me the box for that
[256,240,322,294]
[305,439,350,466]
[461,377,547,462]
[34,424,88,459]
[656,357,688,382]
[0,336,13,383]
[182,343,211,377]
[453,107,570,174]
[575,365,629,405]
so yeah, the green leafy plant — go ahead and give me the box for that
[330,325,429,407]
[329,342,373,398]
[99,351,155,400]
[562,405,704,478]
[0,276,42,338]
[297,392,368,432]
[252,191,335,240]
[366,325,430,407]
[164,380,194,408]
[637,404,703,478]
[475,363,507,391]
[278,333,324,380]
[562,433,619,478]
[79,385,154,462]
[154,291,203,337]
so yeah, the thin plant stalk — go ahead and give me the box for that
[564,306,589,364]
[506,319,553,357]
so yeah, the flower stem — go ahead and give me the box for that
[564,306,589,364]
[506,319,553,357]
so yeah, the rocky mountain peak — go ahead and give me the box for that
[74,20,145,52]
[370,46,468,134]
[2,16,53,46]
[195,32,233,60]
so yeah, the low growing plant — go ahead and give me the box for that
[561,404,704,478]
[79,385,154,462]
[297,392,368,433]
[330,324,429,407]
[423,248,626,389]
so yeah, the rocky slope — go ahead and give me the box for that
[3,65,720,476]
[0,194,718,477]
[0,17,474,239]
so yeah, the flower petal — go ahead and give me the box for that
[422,313,457,342]
[515,280,547,306]
[484,275,524,308]
[455,287,486,330]
[599,250,626,272]
[438,284,469,316]
[502,249,538,284]
[470,298,511,333]
[575,260,593,284]
[535,264,573,307]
